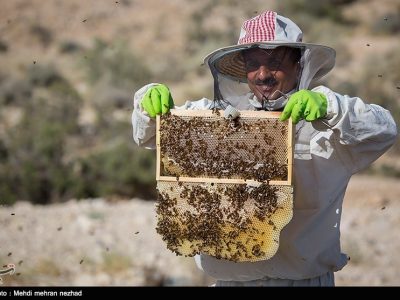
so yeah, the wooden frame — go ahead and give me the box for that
[156,109,294,185]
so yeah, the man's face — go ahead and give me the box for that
[243,47,300,102]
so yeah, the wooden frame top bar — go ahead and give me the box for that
[169,109,282,118]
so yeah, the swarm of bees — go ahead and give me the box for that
[160,113,288,181]
[156,110,293,262]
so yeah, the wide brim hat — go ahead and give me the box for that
[204,11,336,83]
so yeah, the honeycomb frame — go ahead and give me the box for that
[155,109,294,262]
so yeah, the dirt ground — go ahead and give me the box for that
[336,175,400,286]
[0,174,399,286]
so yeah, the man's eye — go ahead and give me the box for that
[245,61,259,70]
[267,60,281,69]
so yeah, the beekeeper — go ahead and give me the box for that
[132,10,397,286]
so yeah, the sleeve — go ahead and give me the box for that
[132,83,159,149]
[132,83,213,149]
[312,86,398,173]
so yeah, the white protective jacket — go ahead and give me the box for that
[132,84,397,280]
[132,65,397,281]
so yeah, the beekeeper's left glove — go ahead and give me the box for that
[280,90,327,124]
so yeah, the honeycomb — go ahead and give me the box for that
[156,109,294,262]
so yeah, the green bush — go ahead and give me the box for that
[30,24,53,48]
[0,62,157,205]
[82,39,152,91]
[352,49,400,154]
[0,40,8,52]
[59,40,83,54]
[90,84,132,121]
[27,64,63,87]
[277,0,357,25]
[0,77,32,106]
[358,50,400,119]
[0,38,164,205]
[72,142,157,200]
[0,65,82,204]
[372,9,400,34]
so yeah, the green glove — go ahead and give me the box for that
[141,84,174,118]
[280,90,327,124]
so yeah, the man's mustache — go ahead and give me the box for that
[254,77,278,86]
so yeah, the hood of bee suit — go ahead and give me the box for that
[204,11,336,110]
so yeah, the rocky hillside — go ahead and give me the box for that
[1,0,399,102]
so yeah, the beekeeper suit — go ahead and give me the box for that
[132,11,397,286]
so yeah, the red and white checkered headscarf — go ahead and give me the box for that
[239,11,277,44]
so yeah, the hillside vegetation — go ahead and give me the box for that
[0,0,399,204]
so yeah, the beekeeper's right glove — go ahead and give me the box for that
[280,90,327,124]
[141,84,174,118]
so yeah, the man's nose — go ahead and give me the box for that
[256,65,271,80]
